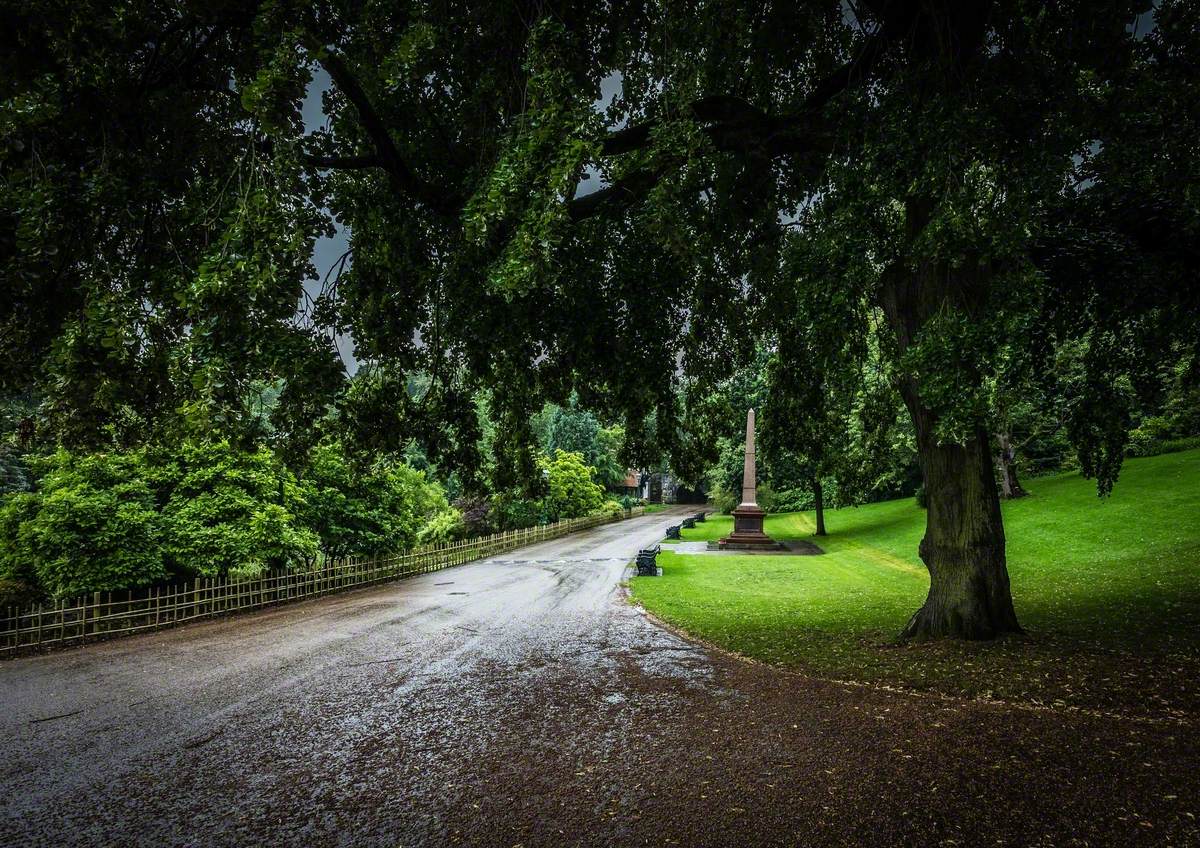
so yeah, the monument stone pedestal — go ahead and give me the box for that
[717,408,782,550]
[719,503,780,549]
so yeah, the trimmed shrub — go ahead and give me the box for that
[0,491,39,586]
[417,508,464,545]
[0,440,467,602]
[756,481,776,512]
[599,499,624,518]
[454,496,495,537]
[17,451,167,599]
[1126,434,1200,458]
[492,494,542,530]
[710,480,776,514]
[0,576,41,609]
[155,440,318,578]
[540,450,605,520]
[769,487,816,513]
[299,442,460,557]
[708,481,736,514]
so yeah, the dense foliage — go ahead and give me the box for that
[300,441,461,558]
[532,400,627,490]
[0,450,165,599]
[0,439,464,603]
[153,441,318,579]
[0,407,627,604]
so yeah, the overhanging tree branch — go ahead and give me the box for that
[304,153,381,169]
[596,2,907,160]
[306,41,463,217]
[567,165,675,222]
[304,0,916,222]
[568,4,915,220]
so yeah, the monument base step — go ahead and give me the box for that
[709,540,786,551]
[705,539,825,555]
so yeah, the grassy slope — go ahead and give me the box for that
[631,450,1200,713]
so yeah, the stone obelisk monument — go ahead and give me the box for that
[718,408,780,549]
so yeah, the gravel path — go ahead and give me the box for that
[1,508,1196,847]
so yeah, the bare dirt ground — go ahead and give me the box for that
[2,507,1196,848]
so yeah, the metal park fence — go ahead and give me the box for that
[0,507,645,657]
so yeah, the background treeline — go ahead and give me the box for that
[0,385,634,608]
[683,340,1200,522]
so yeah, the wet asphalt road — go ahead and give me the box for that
[2,507,1198,848]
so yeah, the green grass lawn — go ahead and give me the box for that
[631,449,1200,714]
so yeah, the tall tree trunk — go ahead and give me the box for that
[879,198,1022,640]
[900,411,1021,640]
[994,431,1027,499]
[813,478,827,536]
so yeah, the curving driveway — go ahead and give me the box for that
[1,507,1196,847]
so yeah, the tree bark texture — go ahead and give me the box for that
[813,478,827,536]
[994,431,1027,499]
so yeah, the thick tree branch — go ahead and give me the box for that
[568,13,905,220]
[599,95,771,157]
[567,166,674,222]
[304,153,381,170]
[308,43,463,216]
[596,1,909,162]
[304,1,916,223]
